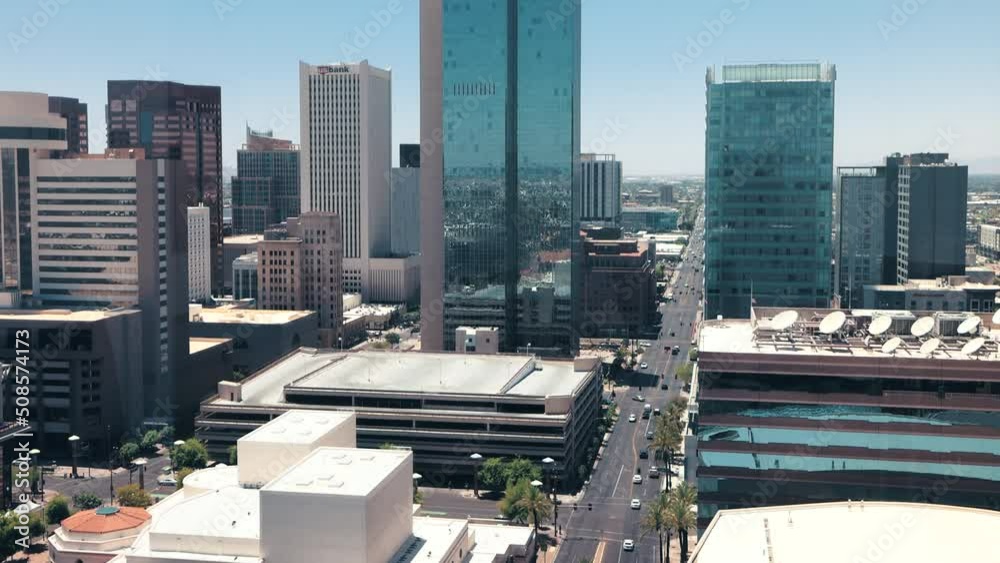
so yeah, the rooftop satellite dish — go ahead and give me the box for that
[919,337,941,356]
[957,316,981,335]
[772,310,799,331]
[910,316,935,338]
[819,311,847,335]
[868,315,892,336]
[881,337,902,354]
[993,309,1000,325]
[961,337,986,357]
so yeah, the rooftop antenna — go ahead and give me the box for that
[957,316,981,336]
[881,337,902,355]
[868,315,892,338]
[819,311,847,336]
[910,316,934,338]
[961,337,986,357]
[919,337,941,357]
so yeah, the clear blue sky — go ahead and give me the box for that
[4,0,998,174]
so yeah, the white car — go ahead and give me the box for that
[157,475,178,486]
[640,362,648,369]
[630,498,641,509]
[628,414,637,423]
[632,473,643,484]
[623,539,635,551]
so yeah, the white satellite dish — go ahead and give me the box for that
[919,337,941,356]
[819,311,847,335]
[771,310,799,331]
[868,315,892,336]
[910,316,935,338]
[961,337,986,356]
[881,337,902,354]
[992,309,1000,325]
[957,316,981,335]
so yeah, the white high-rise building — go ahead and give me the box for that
[187,204,211,302]
[299,60,392,299]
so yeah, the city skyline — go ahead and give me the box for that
[2,0,998,174]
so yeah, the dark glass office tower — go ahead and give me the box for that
[47,96,88,158]
[106,81,223,293]
[704,63,836,319]
[232,126,300,234]
[421,0,581,356]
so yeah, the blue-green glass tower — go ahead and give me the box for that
[424,0,581,355]
[704,63,836,319]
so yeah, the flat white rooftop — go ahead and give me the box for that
[224,234,264,246]
[215,350,590,408]
[467,523,533,563]
[190,304,312,325]
[397,517,467,562]
[150,486,259,542]
[0,308,138,322]
[691,501,1000,563]
[239,410,353,446]
[261,447,411,497]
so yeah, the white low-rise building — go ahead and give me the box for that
[48,410,535,563]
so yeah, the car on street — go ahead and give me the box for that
[672,347,680,355]
[660,382,669,390]
[639,448,648,459]
[640,362,648,369]
[633,394,644,402]
[632,474,643,484]
[653,408,661,416]
[623,539,635,551]
[649,466,660,478]
[628,414,637,423]
[646,430,654,439]
[630,499,641,509]
[157,475,178,486]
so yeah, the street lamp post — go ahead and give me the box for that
[68,435,80,479]
[470,453,483,498]
[542,457,558,531]
[172,439,185,473]
[134,458,148,490]
[412,472,422,501]
[28,448,40,496]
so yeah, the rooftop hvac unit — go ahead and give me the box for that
[934,314,967,337]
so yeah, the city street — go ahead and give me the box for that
[42,452,177,504]
[556,217,704,563]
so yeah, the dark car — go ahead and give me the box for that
[639,449,649,459]
[660,382,669,390]
[671,348,680,356]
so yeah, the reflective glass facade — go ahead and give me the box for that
[440,0,580,354]
[694,365,1000,527]
[705,63,836,319]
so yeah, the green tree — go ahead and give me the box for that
[655,262,666,280]
[0,513,21,560]
[227,445,238,465]
[641,492,672,563]
[385,332,401,346]
[116,484,153,508]
[503,457,541,487]
[28,511,45,540]
[665,490,698,563]
[158,425,175,443]
[652,416,683,471]
[688,347,698,362]
[496,479,531,523]
[378,442,398,450]
[172,438,209,470]
[514,482,552,537]
[140,429,161,453]
[176,467,195,490]
[45,494,72,524]
[477,457,507,492]
[119,442,140,465]
[676,362,694,385]
[73,492,103,510]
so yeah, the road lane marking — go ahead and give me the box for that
[594,540,607,563]
[611,464,625,497]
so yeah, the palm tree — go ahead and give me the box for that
[666,484,698,563]
[651,415,682,470]
[640,492,672,562]
[514,483,553,537]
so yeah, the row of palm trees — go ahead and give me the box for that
[641,481,698,563]
[650,398,686,477]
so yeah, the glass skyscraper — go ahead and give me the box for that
[704,63,836,319]
[421,0,581,355]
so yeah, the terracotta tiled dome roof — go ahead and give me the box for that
[60,506,151,534]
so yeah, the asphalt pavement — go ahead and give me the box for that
[556,216,705,563]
